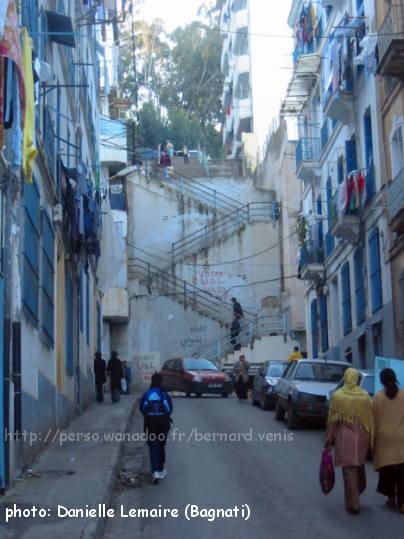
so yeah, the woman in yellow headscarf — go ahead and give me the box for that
[324,368,373,514]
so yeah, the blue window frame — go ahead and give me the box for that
[341,262,352,335]
[86,273,90,346]
[40,210,55,345]
[310,299,318,358]
[345,137,357,174]
[364,108,374,170]
[337,156,344,184]
[368,228,383,313]
[316,195,323,249]
[319,294,329,353]
[22,179,40,325]
[354,248,365,324]
[65,271,74,376]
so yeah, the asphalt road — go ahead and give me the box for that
[104,395,403,539]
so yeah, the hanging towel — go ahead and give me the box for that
[21,27,37,182]
[338,178,348,215]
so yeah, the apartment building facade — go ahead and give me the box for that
[285,0,396,365]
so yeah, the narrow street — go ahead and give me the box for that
[104,396,403,539]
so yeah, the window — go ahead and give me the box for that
[22,179,41,325]
[354,248,365,324]
[341,262,352,335]
[319,294,329,353]
[337,155,344,184]
[368,228,383,312]
[391,126,404,179]
[310,299,318,358]
[40,210,55,345]
[363,107,374,170]
[345,137,357,174]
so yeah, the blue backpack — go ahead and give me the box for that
[141,388,172,417]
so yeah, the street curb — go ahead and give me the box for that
[85,397,139,539]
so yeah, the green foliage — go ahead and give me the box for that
[118,3,225,158]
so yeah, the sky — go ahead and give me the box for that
[138,0,294,150]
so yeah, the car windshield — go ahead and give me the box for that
[362,375,375,396]
[266,363,288,377]
[183,359,219,371]
[294,363,348,383]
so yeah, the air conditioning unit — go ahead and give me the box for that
[53,203,62,224]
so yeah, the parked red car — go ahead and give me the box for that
[160,358,234,397]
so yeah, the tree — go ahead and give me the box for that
[138,101,166,148]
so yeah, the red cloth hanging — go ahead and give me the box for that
[358,171,365,193]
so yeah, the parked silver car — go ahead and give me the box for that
[252,360,288,410]
[274,359,351,429]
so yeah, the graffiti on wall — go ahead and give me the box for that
[135,351,162,388]
[180,324,208,350]
[194,269,248,300]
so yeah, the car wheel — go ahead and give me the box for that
[195,393,202,398]
[287,403,299,430]
[222,393,229,398]
[275,400,285,421]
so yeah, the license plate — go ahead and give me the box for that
[208,384,222,388]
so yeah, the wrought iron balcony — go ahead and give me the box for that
[330,187,360,244]
[378,2,404,79]
[296,138,321,182]
[43,107,56,179]
[388,167,404,233]
[299,241,325,283]
[323,81,354,125]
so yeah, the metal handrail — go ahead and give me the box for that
[169,202,275,264]
[128,257,258,325]
[194,315,287,363]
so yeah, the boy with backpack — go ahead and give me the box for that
[139,372,173,484]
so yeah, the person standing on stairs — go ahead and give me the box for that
[232,297,244,320]
[183,145,189,164]
[230,315,241,351]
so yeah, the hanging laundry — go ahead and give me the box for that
[4,60,22,171]
[21,27,37,182]
[358,170,365,194]
[0,0,25,147]
[3,56,14,127]
[338,177,348,215]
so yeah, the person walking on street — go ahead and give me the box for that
[288,346,303,362]
[324,368,373,514]
[94,351,107,403]
[231,297,244,320]
[183,145,189,164]
[139,373,173,484]
[230,316,241,351]
[107,351,124,403]
[233,355,249,400]
[373,368,404,514]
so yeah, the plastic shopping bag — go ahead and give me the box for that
[319,448,335,495]
[121,378,127,393]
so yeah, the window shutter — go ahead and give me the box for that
[310,299,318,358]
[341,263,352,335]
[368,228,383,312]
[354,248,365,324]
[319,294,329,353]
[345,138,357,173]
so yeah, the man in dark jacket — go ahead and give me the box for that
[231,297,244,320]
[139,373,173,484]
[107,351,124,402]
[94,352,107,402]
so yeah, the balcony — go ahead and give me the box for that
[43,107,56,179]
[299,241,325,283]
[378,2,404,79]
[388,168,404,233]
[296,138,321,182]
[323,83,354,125]
[233,54,250,79]
[330,187,360,244]
[102,287,129,323]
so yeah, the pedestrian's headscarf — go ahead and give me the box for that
[328,368,374,438]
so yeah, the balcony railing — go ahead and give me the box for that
[296,138,321,170]
[300,241,325,267]
[378,2,404,79]
[388,167,404,232]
